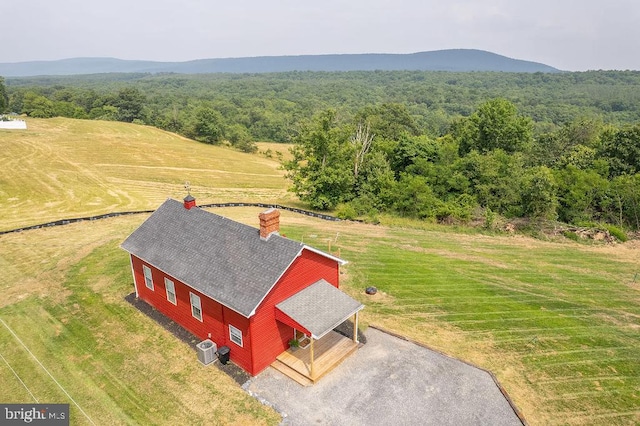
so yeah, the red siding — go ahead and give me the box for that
[221,307,252,373]
[249,248,341,375]
[130,255,253,373]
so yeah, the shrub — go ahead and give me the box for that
[603,224,628,242]
[563,231,580,241]
[335,203,358,220]
[365,209,381,225]
[484,208,497,230]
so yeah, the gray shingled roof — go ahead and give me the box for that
[276,279,364,339]
[121,198,311,317]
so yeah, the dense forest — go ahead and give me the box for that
[2,71,640,235]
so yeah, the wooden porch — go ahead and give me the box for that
[271,331,359,386]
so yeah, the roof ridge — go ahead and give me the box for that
[121,198,335,318]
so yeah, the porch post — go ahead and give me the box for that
[310,338,315,378]
[353,311,359,343]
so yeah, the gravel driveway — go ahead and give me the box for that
[245,327,524,425]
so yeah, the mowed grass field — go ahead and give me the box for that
[0,216,281,425]
[338,230,640,425]
[0,118,292,232]
[1,118,639,425]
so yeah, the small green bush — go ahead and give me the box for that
[563,231,580,241]
[484,208,497,230]
[335,203,357,220]
[365,210,380,225]
[575,220,598,228]
[603,224,628,242]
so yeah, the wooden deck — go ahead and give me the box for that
[271,331,359,385]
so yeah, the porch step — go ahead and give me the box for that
[270,359,313,386]
[312,342,358,383]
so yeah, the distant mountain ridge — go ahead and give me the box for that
[0,49,561,77]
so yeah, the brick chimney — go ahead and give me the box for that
[183,194,196,210]
[259,209,280,240]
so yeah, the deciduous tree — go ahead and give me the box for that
[284,110,355,209]
[598,124,640,177]
[456,98,533,155]
[188,106,225,144]
[607,174,640,229]
[110,87,145,123]
[457,149,525,216]
[22,91,55,118]
[356,103,420,142]
[0,76,8,112]
[554,165,609,224]
[521,166,558,220]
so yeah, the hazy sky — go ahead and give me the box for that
[5,0,639,71]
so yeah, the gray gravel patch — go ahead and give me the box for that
[245,327,523,425]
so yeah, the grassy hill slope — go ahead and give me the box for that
[0,118,290,231]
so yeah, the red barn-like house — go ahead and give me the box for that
[121,196,363,379]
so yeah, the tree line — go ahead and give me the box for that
[2,71,640,234]
[285,100,640,237]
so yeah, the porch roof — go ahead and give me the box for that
[276,279,364,339]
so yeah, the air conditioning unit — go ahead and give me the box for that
[196,339,217,365]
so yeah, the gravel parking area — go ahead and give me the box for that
[245,327,524,425]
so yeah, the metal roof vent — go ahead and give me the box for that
[196,339,217,365]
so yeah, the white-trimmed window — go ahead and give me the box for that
[229,324,243,347]
[165,278,176,305]
[190,292,202,321]
[142,265,154,290]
